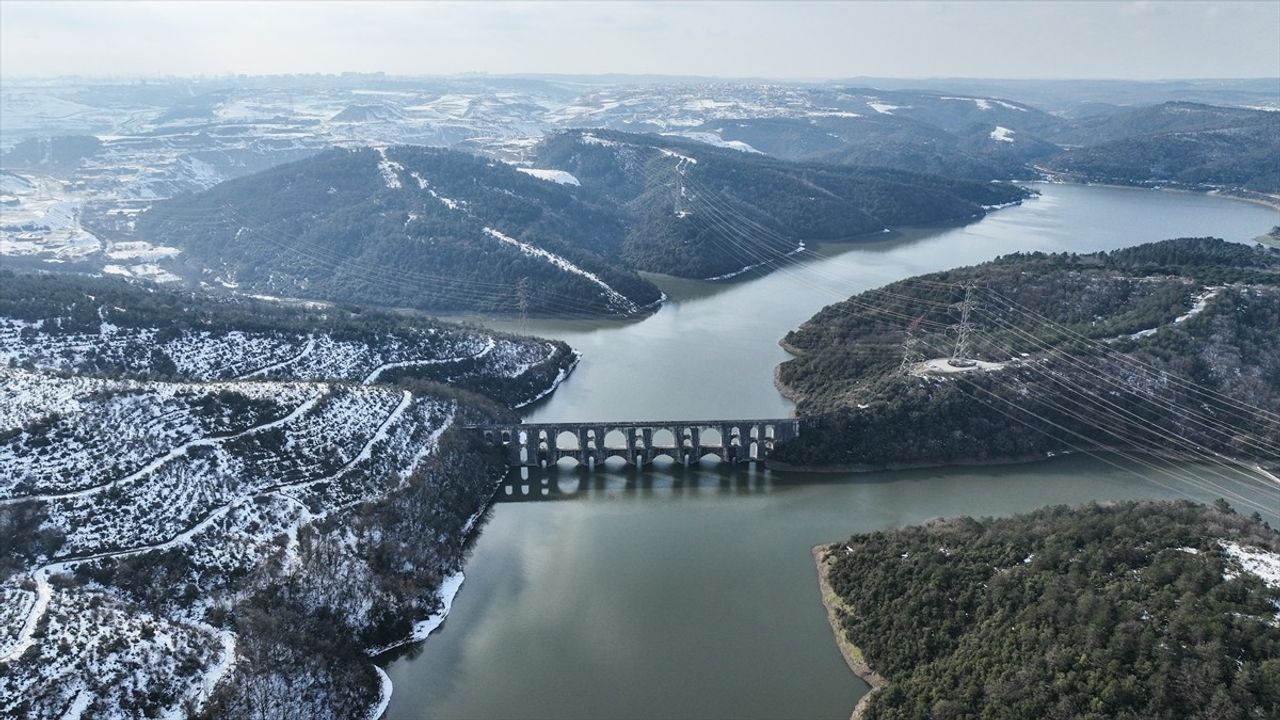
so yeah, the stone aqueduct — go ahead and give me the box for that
[471,419,803,469]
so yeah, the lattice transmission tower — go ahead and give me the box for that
[899,317,926,376]
[948,281,979,368]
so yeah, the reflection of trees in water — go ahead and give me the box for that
[495,463,776,502]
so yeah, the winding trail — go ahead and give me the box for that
[362,337,496,385]
[1,317,518,714]
[1,390,326,506]
[237,335,316,379]
[0,389,415,684]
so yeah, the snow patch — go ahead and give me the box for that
[579,133,618,147]
[940,97,1026,112]
[516,168,581,186]
[104,241,181,261]
[62,688,92,720]
[515,350,580,408]
[806,110,862,118]
[193,629,237,710]
[982,200,1022,211]
[868,101,905,115]
[366,571,466,655]
[940,96,993,111]
[482,227,638,314]
[990,126,1015,143]
[376,148,403,189]
[1221,542,1280,589]
[1174,286,1222,324]
[410,171,460,210]
[1115,286,1222,342]
[366,665,393,720]
[362,337,495,384]
[238,336,317,379]
[101,263,181,283]
[658,148,698,165]
[662,131,761,154]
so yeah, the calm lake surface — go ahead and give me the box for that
[382,183,1280,720]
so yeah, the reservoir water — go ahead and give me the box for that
[381,183,1280,719]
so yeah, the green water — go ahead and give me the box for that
[382,183,1280,720]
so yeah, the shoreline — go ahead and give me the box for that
[366,666,393,720]
[1210,190,1280,211]
[363,464,511,718]
[514,349,582,409]
[772,362,804,408]
[773,446,1280,475]
[812,545,887,720]
[772,449,1076,474]
[1034,172,1280,211]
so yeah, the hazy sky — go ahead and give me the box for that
[2,1,1278,80]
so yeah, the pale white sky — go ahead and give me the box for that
[2,1,1277,80]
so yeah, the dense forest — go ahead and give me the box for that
[818,500,1280,719]
[660,100,1279,196]
[1042,113,1280,194]
[136,145,663,318]
[0,269,455,337]
[535,129,1031,278]
[774,238,1280,469]
[694,114,1054,182]
[131,135,1030,315]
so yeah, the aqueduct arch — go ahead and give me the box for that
[472,418,802,469]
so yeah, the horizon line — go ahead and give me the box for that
[2,72,1278,84]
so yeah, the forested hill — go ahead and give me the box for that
[1045,101,1274,146]
[1041,112,1280,194]
[659,99,1278,196]
[684,111,1059,182]
[135,136,1029,312]
[774,237,1280,471]
[535,129,1031,278]
[0,270,578,408]
[0,271,579,717]
[818,501,1280,720]
[136,145,664,318]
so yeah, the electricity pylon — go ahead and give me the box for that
[899,317,926,376]
[949,281,978,368]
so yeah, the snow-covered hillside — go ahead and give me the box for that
[0,276,578,718]
[0,366,462,717]
[0,272,576,407]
